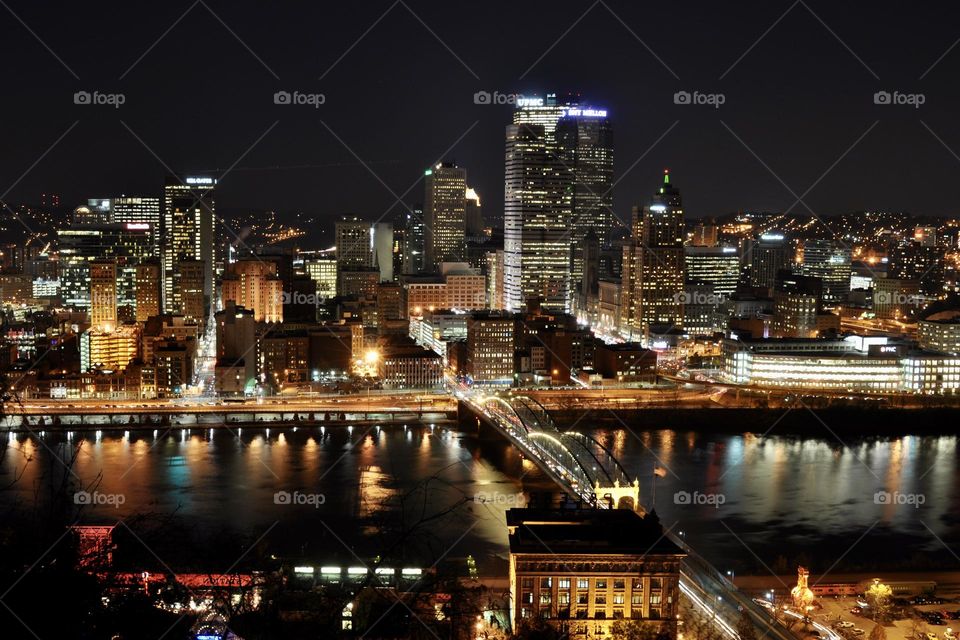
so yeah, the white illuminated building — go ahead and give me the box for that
[722,335,960,394]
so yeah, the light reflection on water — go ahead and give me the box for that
[1,425,958,571]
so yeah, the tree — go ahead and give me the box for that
[610,619,664,640]
[864,579,892,622]
[510,617,560,640]
[736,611,758,640]
[869,622,887,640]
[679,599,724,640]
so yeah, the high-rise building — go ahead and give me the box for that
[89,260,117,330]
[801,239,851,303]
[749,233,792,292]
[685,246,741,298]
[511,93,575,139]
[221,259,284,323]
[486,249,505,310]
[176,259,207,323]
[56,223,152,311]
[621,171,685,342]
[889,240,945,296]
[692,221,719,247]
[466,312,516,384]
[134,261,162,322]
[401,207,426,274]
[162,176,215,317]
[555,106,613,247]
[504,123,572,312]
[303,253,338,299]
[772,270,823,338]
[465,187,484,237]
[88,196,162,252]
[371,222,394,282]
[424,163,467,265]
[335,216,372,269]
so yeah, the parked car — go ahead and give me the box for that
[851,607,863,615]
[837,622,856,629]
[853,628,866,636]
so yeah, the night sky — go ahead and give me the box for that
[4,0,960,231]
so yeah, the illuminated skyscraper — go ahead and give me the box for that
[88,196,161,252]
[556,107,613,247]
[402,207,426,274]
[424,163,467,265]
[504,122,572,312]
[335,216,372,269]
[621,171,685,342]
[749,233,792,293]
[134,261,162,322]
[89,259,117,330]
[162,176,215,316]
[801,239,851,303]
[221,259,284,323]
[511,93,575,139]
[685,246,741,297]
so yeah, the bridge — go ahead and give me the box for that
[461,388,838,640]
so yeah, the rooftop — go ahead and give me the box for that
[507,508,685,556]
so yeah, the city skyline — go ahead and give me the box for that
[5,4,960,639]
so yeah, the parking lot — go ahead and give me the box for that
[809,596,960,640]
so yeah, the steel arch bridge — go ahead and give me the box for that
[479,394,640,509]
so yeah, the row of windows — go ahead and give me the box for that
[521,577,661,590]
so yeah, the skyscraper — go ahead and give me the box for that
[335,216,372,269]
[162,176,215,317]
[424,163,467,265]
[89,259,117,330]
[555,106,614,247]
[749,233,791,293]
[511,93,575,139]
[88,196,162,252]
[221,259,284,323]
[685,246,741,297]
[401,207,426,274]
[134,261,162,322]
[801,239,851,303]
[504,123,572,312]
[621,171,685,341]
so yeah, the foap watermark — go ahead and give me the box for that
[274,490,326,508]
[675,291,727,305]
[74,90,126,109]
[274,90,326,108]
[873,90,925,108]
[276,291,329,306]
[874,490,925,508]
[75,490,126,508]
[473,491,526,506]
[874,291,928,307]
[674,490,726,508]
[473,91,534,106]
[674,90,725,109]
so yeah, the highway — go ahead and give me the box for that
[2,393,455,417]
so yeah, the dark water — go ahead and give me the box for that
[2,424,959,575]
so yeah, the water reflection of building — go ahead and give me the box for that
[507,508,684,637]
